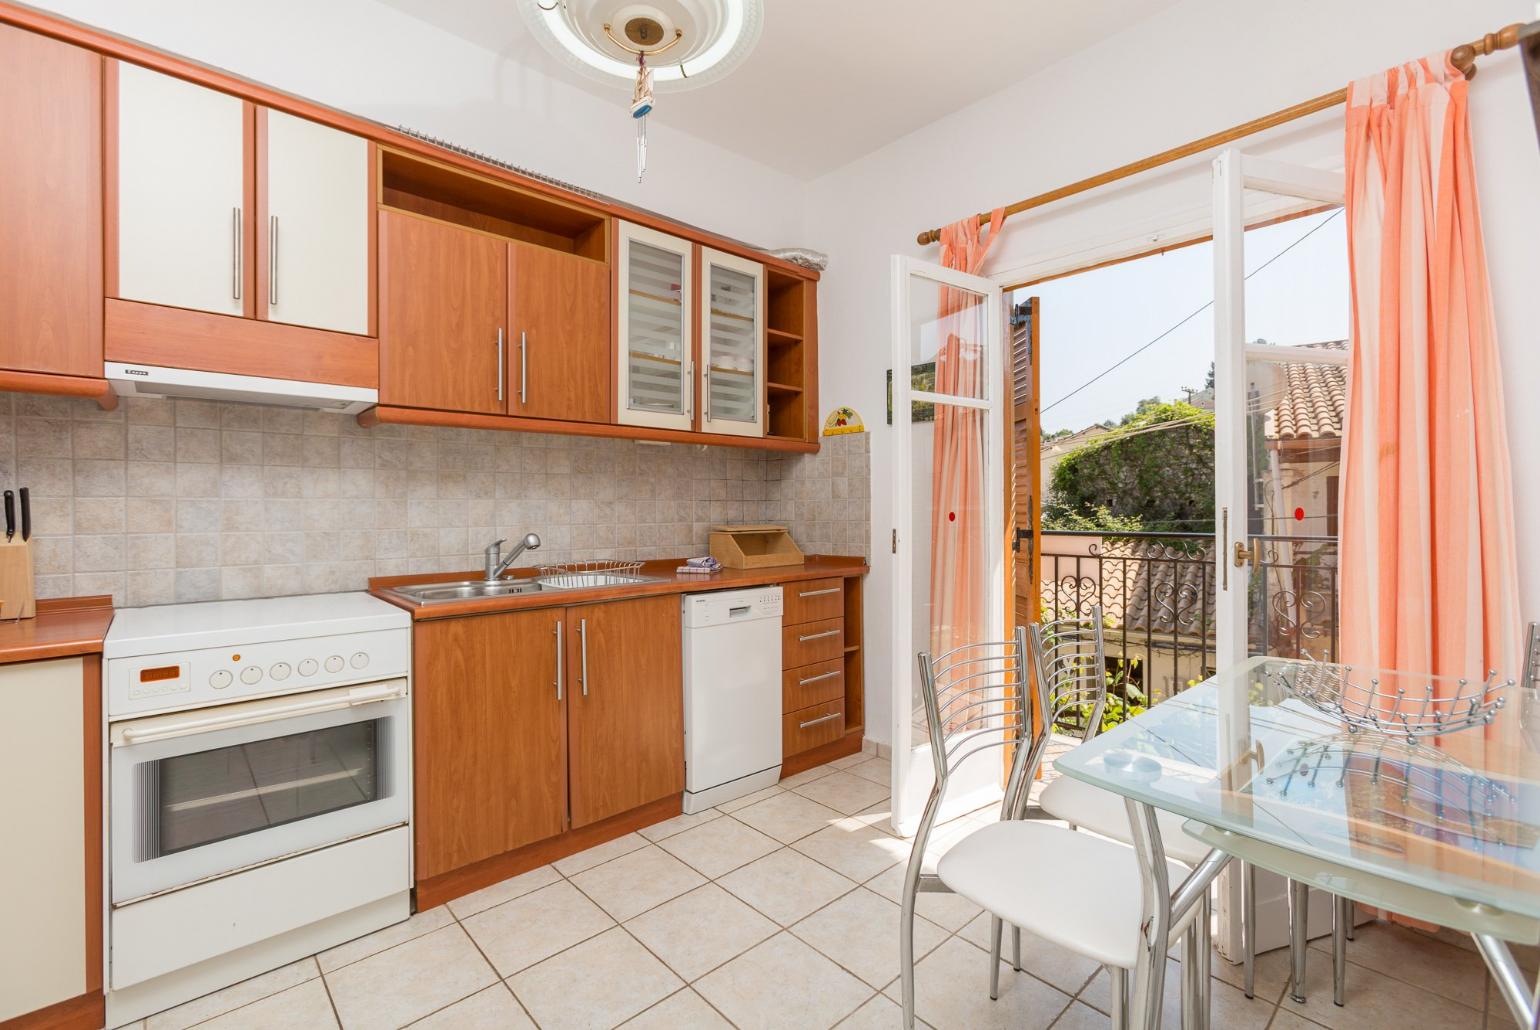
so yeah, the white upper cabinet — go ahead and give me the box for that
[262,110,371,335]
[698,247,765,438]
[616,221,693,431]
[115,62,247,317]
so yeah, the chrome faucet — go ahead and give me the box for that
[483,532,541,582]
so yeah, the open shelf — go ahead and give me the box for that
[843,644,860,654]
[379,148,608,261]
[768,326,803,345]
[765,267,814,441]
[767,380,802,395]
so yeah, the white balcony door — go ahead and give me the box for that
[1212,147,1348,957]
[889,256,1006,835]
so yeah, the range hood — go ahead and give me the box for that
[106,363,377,414]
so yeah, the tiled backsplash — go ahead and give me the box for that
[0,392,869,608]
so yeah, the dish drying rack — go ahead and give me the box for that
[1266,657,1510,743]
[535,559,645,588]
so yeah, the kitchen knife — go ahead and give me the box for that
[3,490,12,542]
[19,487,30,542]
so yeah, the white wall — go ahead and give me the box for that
[806,0,1540,745]
[29,0,808,250]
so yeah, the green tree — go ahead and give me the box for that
[1043,401,1214,533]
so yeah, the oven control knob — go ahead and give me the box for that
[350,652,369,670]
[270,662,292,681]
[324,655,345,673]
[240,665,263,685]
[209,669,232,689]
[298,658,319,677]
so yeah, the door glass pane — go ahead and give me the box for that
[626,240,686,415]
[706,262,759,422]
[142,719,385,859]
[908,274,989,401]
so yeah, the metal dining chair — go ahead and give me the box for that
[898,627,1192,1029]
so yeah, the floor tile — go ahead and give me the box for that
[1308,920,1490,1006]
[194,979,337,1030]
[508,927,682,1030]
[1267,1012,1333,1030]
[696,932,873,1030]
[717,784,786,814]
[830,752,873,770]
[552,831,650,876]
[460,880,614,977]
[1081,963,1272,1029]
[446,865,561,920]
[733,790,847,844]
[637,806,723,842]
[791,817,909,882]
[791,887,947,988]
[145,958,319,1029]
[883,936,1072,1030]
[780,764,841,789]
[836,993,935,1029]
[847,758,892,786]
[718,848,859,925]
[622,988,733,1028]
[862,862,983,932]
[657,814,782,877]
[1277,950,1485,1030]
[568,844,708,921]
[792,770,891,815]
[318,908,454,974]
[1048,1001,1114,1029]
[325,923,496,1029]
[409,984,533,1028]
[956,913,1101,997]
[624,883,779,981]
[1210,940,1291,1001]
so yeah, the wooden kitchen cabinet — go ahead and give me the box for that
[508,241,609,424]
[566,595,684,828]
[698,246,765,438]
[379,209,506,415]
[412,608,567,881]
[0,25,103,380]
[616,221,694,432]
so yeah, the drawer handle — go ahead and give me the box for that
[799,670,841,686]
[798,629,841,642]
[798,587,841,598]
[799,711,842,730]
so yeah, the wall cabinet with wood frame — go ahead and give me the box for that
[411,594,682,900]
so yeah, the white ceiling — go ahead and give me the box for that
[377,0,1183,179]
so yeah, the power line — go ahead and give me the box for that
[1042,208,1345,415]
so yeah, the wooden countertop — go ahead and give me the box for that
[0,596,113,664]
[370,556,869,621]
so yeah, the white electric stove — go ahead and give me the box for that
[102,593,413,1026]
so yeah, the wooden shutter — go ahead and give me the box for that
[1007,297,1041,631]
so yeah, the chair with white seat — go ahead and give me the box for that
[897,627,1191,1029]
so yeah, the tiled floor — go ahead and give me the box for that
[119,750,1526,1029]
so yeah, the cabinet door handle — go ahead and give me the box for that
[798,587,840,599]
[496,328,505,403]
[554,619,563,702]
[798,629,841,643]
[268,215,278,307]
[519,330,528,405]
[799,711,842,730]
[578,617,589,697]
[684,361,694,419]
[799,670,841,686]
[232,207,242,301]
[704,367,712,423]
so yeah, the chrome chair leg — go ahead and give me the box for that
[1182,919,1201,1030]
[1012,925,1022,972]
[1241,861,1256,999]
[1109,965,1129,1030]
[1332,894,1350,1006]
[988,915,1003,1000]
[900,874,920,1028]
[1287,878,1309,1004]
[1199,891,1213,1029]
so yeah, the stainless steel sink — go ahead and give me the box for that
[390,579,543,603]
[535,571,662,590]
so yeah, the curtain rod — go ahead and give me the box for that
[915,23,1525,246]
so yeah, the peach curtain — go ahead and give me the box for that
[1339,55,1522,741]
[929,209,1005,656]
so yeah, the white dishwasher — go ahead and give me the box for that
[681,586,784,813]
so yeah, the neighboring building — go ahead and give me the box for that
[1257,340,1346,538]
[1040,424,1110,495]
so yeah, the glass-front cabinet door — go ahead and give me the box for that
[699,247,765,437]
[616,220,693,431]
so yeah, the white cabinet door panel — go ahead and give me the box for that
[116,62,246,316]
[616,221,693,431]
[264,110,370,335]
[699,247,764,437]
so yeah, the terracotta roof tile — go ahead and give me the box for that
[1263,340,1347,441]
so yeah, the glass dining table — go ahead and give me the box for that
[1053,655,1540,1030]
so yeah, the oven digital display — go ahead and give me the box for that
[139,665,181,683]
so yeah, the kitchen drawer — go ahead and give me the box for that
[783,578,844,625]
[782,617,843,668]
[782,657,843,713]
[783,698,845,757]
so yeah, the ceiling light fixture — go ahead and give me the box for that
[521,0,764,182]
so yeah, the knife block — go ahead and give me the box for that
[0,538,36,619]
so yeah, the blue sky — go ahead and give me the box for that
[1026,209,1350,434]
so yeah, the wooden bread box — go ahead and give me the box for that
[708,524,804,569]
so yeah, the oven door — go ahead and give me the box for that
[109,679,409,905]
